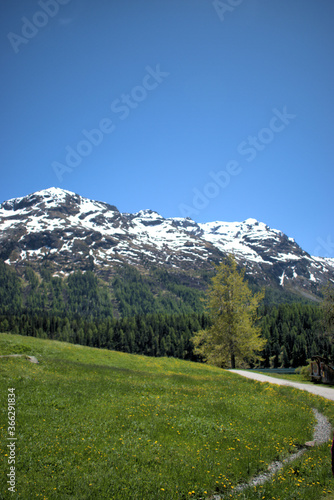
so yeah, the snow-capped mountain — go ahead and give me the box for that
[0,188,333,299]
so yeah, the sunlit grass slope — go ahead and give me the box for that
[0,333,333,499]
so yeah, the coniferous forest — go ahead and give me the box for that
[0,260,331,367]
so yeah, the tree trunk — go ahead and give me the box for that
[231,353,236,369]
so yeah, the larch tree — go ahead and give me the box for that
[192,254,266,368]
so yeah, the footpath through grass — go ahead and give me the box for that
[0,333,334,499]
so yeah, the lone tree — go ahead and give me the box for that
[192,254,266,368]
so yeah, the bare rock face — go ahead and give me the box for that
[1,187,333,298]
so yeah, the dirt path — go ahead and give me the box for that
[208,370,334,498]
[229,369,334,401]
[0,354,39,363]
[210,406,332,500]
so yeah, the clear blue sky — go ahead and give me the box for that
[1,0,333,257]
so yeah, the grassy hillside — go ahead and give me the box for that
[0,333,334,499]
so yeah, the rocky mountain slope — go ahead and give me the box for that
[0,187,333,299]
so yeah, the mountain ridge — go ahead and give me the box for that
[1,187,333,300]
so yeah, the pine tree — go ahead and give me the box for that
[192,255,266,368]
[279,346,290,368]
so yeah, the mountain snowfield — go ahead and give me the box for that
[0,187,333,298]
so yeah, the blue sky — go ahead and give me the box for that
[1,0,333,257]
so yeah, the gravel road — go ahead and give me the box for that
[229,369,334,401]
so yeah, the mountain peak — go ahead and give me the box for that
[34,187,76,198]
[1,187,76,210]
[134,209,164,220]
[244,218,259,225]
[0,187,333,298]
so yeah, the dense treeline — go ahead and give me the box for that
[0,261,208,359]
[0,260,331,366]
[0,260,22,314]
[0,312,208,360]
[0,261,114,319]
[0,261,206,319]
[259,303,331,367]
[113,265,205,316]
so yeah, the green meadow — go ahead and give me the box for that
[0,333,334,500]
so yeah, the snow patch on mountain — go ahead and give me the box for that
[1,188,333,295]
